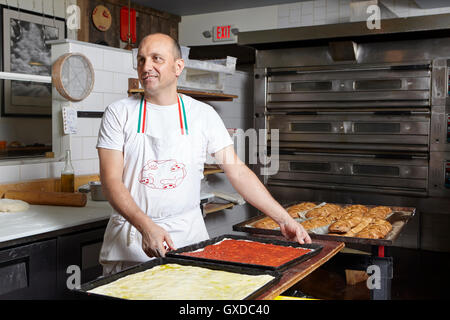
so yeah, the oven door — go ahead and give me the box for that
[268,112,430,152]
[267,63,431,110]
[268,153,429,196]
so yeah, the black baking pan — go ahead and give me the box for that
[76,256,282,300]
[232,204,416,246]
[166,234,323,271]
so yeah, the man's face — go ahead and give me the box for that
[137,35,183,96]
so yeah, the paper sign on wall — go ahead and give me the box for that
[62,106,78,135]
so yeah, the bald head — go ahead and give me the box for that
[139,33,182,60]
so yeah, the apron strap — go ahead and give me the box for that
[177,95,189,135]
[137,95,147,133]
[138,95,188,135]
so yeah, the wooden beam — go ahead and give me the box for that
[77,0,90,42]
[102,0,181,22]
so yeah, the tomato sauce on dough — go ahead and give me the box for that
[180,239,312,267]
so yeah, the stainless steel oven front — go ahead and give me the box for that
[253,37,450,249]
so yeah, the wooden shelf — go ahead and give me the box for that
[127,88,238,102]
[203,201,234,215]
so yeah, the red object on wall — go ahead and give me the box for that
[120,6,136,43]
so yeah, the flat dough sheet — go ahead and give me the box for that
[88,263,274,300]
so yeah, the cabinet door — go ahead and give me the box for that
[57,227,106,298]
[0,239,57,299]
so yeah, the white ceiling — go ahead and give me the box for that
[131,0,308,16]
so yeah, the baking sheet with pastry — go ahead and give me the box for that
[232,202,416,246]
[78,257,281,300]
[166,234,323,271]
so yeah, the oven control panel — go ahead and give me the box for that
[447,114,450,143]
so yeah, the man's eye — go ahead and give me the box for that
[154,56,163,62]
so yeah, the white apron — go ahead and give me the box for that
[100,95,209,268]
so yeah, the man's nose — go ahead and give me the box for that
[141,58,154,72]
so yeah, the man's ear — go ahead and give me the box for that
[175,58,185,77]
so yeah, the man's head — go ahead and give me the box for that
[137,33,184,101]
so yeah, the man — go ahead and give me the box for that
[96,33,311,275]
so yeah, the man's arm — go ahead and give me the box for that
[214,145,311,244]
[98,148,176,257]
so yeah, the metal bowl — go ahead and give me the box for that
[78,181,108,201]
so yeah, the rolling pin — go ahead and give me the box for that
[3,190,87,207]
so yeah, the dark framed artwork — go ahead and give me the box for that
[1,6,65,117]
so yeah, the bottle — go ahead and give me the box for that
[61,150,75,193]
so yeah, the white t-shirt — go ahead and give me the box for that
[96,94,233,219]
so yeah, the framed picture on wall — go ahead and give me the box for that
[1,6,65,117]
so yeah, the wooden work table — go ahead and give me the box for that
[253,237,345,300]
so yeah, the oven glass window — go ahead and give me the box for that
[354,79,402,90]
[290,162,331,172]
[353,164,400,176]
[291,81,332,91]
[354,123,401,133]
[291,123,332,132]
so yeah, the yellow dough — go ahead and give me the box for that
[88,263,275,300]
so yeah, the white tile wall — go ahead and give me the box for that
[0,40,136,183]
[47,161,65,178]
[50,41,137,177]
[276,0,450,28]
[0,165,20,184]
[82,137,99,159]
[20,163,48,181]
[0,0,76,18]
[70,137,83,161]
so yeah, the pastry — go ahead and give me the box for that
[356,219,392,239]
[305,203,341,219]
[328,207,366,234]
[253,217,278,230]
[366,206,392,219]
[286,202,317,218]
[341,217,373,237]
[88,263,275,300]
[301,216,334,230]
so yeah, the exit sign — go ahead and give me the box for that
[213,25,237,42]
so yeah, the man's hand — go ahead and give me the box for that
[141,221,176,258]
[279,218,312,244]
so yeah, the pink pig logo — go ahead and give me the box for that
[138,159,186,190]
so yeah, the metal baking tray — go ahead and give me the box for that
[166,234,323,271]
[76,256,282,300]
[232,203,416,246]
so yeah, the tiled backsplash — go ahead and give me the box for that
[52,40,136,178]
[0,40,136,184]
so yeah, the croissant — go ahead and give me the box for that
[305,203,341,219]
[366,206,392,219]
[286,202,317,218]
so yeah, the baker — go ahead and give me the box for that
[96,33,311,275]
